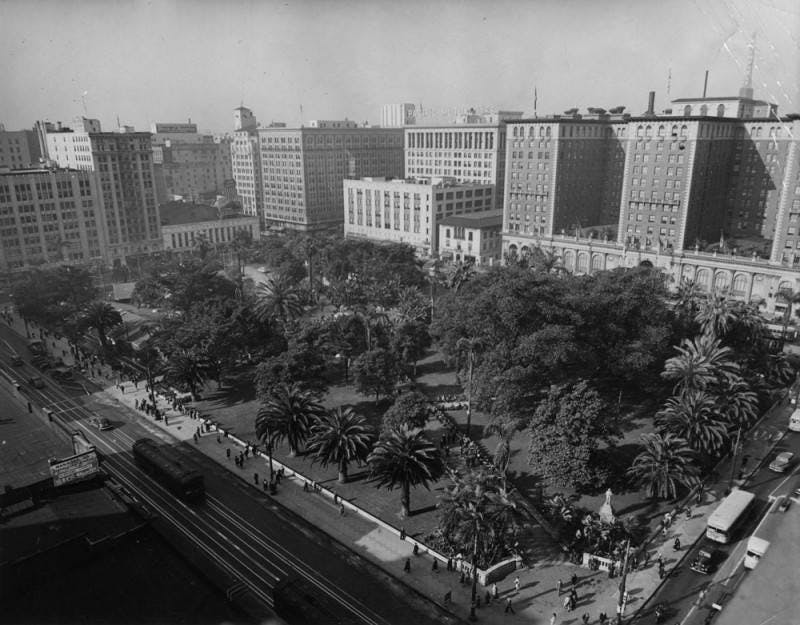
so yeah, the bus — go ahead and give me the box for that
[132,438,205,502]
[706,488,755,543]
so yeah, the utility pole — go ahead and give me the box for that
[616,538,631,624]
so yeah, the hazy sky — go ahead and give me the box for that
[1,0,797,134]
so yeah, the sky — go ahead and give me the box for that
[0,0,797,134]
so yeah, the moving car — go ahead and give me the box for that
[769,451,794,473]
[28,376,45,389]
[689,547,717,574]
[89,417,113,431]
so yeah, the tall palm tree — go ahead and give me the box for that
[306,407,374,483]
[79,301,123,348]
[164,350,208,400]
[456,336,484,435]
[255,383,325,456]
[368,428,444,517]
[655,390,730,455]
[255,274,303,325]
[627,432,700,500]
[662,334,740,394]
[715,380,759,429]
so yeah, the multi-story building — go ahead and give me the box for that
[231,106,262,219]
[159,200,259,253]
[0,126,41,169]
[438,209,503,265]
[0,167,104,271]
[343,176,494,256]
[259,123,404,232]
[45,119,162,264]
[150,122,233,202]
[382,104,416,128]
[404,124,508,210]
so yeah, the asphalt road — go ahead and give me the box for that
[630,404,800,625]
[0,326,462,625]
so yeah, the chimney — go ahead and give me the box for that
[647,91,655,115]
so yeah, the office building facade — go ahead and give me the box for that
[382,103,416,127]
[0,167,104,271]
[343,176,494,256]
[438,209,503,265]
[231,106,262,219]
[46,121,162,264]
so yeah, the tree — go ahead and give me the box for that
[255,383,325,456]
[382,391,435,433]
[391,320,431,377]
[438,467,517,606]
[255,273,304,325]
[662,334,740,394]
[11,266,97,329]
[193,233,213,260]
[394,286,430,324]
[352,348,400,401]
[456,336,484,435]
[695,290,738,338]
[164,350,208,399]
[306,407,375,483]
[527,380,615,489]
[655,390,730,456]
[627,433,700,500]
[253,338,328,398]
[776,287,800,349]
[368,428,444,517]
[79,301,123,349]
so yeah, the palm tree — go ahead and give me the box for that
[164,350,208,400]
[306,407,374,483]
[627,432,700,500]
[255,383,325,456]
[662,334,740,394]
[255,274,303,325]
[193,233,213,260]
[439,467,517,611]
[674,279,701,324]
[776,287,800,349]
[655,390,730,455]
[368,428,444,517]
[79,301,123,349]
[715,380,759,429]
[530,247,566,275]
[695,290,737,338]
[351,304,390,351]
[456,336,484,436]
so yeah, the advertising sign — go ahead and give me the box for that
[49,449,99,487]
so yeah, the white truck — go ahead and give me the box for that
[743,536,770,570]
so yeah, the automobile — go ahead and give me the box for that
[778,498,791,513]
[689,547,717,574]
[28,376,45,389]
[794,485,800,498]
[32,356,52,371]
[257,266,268,273]
[50,366,73,381]
[769,451,795,473]
[89,417,113,431]
[10,354,23,366]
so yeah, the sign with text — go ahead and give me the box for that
[49,449,99,487]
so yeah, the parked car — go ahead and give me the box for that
[689,547,717,574]
[28,376,45,389]
[89,417,113,431]
[32,356,52,370]
[10,354,23,366]
[769,451,795,473]
[50,366,73,381]
[778,498,791,513]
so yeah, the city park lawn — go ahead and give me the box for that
[189,347,667,552]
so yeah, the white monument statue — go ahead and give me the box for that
[599,488,616,524]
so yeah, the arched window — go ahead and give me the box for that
[695,269,710,290]
[563,250,575,271]
[576,253,589,273]
[714,272,730,291]
[683,105,692,116]
[699,105,708,116]
[528,127,535,138]
[636,125,644,138]
[657,125,665,137]
[732,274,747,296]
[716,104,725,117]
[680,125,688,138]
[545,127,551,137]
[645,126,653,138]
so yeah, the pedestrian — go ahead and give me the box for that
[303,482,309,492]
[193,433,198,444]
[459,570,466,585]
[662,526,668,539]
[686,506,692,520]
[400,527,406,540]
[551,613,558,625]
[164,415,169,426]
[339,504,345,516]
[514,576,520,593]
[658,562,665,579]
[571,588,578,605]
[582,613,590,624]
[557,578,563,595]
[599,612,608,624]
[492,582,498,601]
[432,559,438,572]
[674,537,681,551]
[404,558,411,573]
[413,543,419,556]
[226,448,231,459]
[571,573,578,588]
[504,598,514,614]
[485,590,491,606]
[217,435,221,444]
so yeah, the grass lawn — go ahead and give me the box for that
[189,345,668,559]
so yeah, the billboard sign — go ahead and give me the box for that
[49,449,99,487]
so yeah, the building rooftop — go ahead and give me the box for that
[438,209,503,229]
[671,95,773,104]
[159,200,247,226]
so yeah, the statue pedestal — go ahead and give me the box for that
[598,503,616,525]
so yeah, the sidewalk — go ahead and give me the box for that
[99,380,722,625]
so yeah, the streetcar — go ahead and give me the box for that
[131,438,205,502]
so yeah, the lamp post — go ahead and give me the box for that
[727,426,743,494]
[469,522,479,621]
